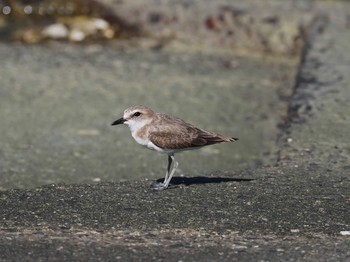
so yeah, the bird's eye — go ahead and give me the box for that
[133,112,141,117]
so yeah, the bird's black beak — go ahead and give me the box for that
[111,117,126,126]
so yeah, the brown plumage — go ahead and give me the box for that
[147,113,238,150]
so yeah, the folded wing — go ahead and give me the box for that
[148,114,237,150]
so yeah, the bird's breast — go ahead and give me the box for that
[131,131,149,146]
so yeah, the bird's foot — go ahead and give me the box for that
[150,182,168,191]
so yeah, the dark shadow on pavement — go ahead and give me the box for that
[156,176,254,187]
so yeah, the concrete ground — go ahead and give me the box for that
[0,0,349,261]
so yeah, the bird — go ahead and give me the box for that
[111,105,238,190]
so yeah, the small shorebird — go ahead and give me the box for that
[111,105,238,190]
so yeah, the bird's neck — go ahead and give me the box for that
[128,119,151,135]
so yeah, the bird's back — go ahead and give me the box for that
[147,113,237,150]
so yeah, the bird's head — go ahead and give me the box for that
[111,105,155,133]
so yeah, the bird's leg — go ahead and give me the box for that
[150,154,177,190]
[162,155,178,188]
[163,155,172,184]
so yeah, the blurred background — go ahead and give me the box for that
[0,0,338,189]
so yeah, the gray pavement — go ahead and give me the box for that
[279,13,350,170]
[0,0,350,261]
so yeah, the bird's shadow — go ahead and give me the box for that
[155,176,254,187]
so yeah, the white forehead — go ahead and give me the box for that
[124,108,135,117]
[123,106,152,118]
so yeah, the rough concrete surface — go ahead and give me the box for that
[279,14,350,169]
[0,0,350,261]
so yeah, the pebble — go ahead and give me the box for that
[42,23,69,39]
[69,28,85,42]
[340,231,350,236]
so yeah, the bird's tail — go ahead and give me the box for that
[204,133,238,144]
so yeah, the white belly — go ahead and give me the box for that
[131,132,168,154]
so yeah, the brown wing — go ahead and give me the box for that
[148,114,237,149]
[149,126,206,149]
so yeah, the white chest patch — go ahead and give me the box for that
[131,131,149,146]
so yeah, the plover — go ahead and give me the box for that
[111,105,238,190]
